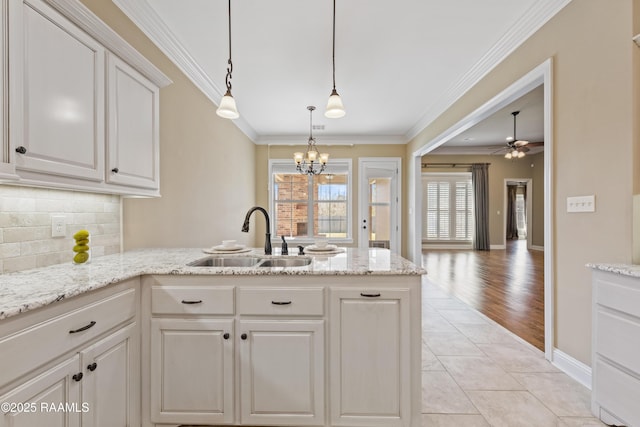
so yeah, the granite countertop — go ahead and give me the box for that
[0,247,425,321]
[587,263,640,278]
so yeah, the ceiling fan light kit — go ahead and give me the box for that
[504,111,529,159]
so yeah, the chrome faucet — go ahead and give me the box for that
[241,206,272,255]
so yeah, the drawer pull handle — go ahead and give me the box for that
[223,333,230,340]
[241,333,248,340]
[87,362,97,372]
[72,373,83,382]
[181,300,203,304]
[69,321,96,334]
[360,292,381,298]
[271,301,292,305]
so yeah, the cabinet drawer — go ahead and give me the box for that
[237,288,324,316]
[594,358,640,427]
[0,287,136,387]
[594,272,640,318]
[151,286,234,315]
[596,308,640,374]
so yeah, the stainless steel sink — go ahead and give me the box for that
[257,257,312,268]
[188,256,262,267]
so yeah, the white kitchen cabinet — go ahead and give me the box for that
[0,279,139,427]
[0,3,17,181]
[0,356,81,427]
[106,54,160,190]
[80,322,139,427]
[591,269,640,427]
[9,0,105,181]
[330,288,411,427]
[238,320,325,426]
[150,318,234,425]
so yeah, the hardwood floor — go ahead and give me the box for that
[422,240,545,351]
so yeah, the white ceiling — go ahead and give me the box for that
[113,0,569,145]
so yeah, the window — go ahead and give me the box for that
[270,160,352,241]
[422,173,473,242]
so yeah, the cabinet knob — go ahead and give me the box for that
[15,146,27,154]
[223,333,230,340]
[72,373,83,382]
[87,362,97,372]
[241,333,247,340]
[111,167,119,173]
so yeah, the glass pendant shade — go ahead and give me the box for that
[518,151,526,158]
[325,89,345,118]
[216,90,239,119]
[505,152,512,159]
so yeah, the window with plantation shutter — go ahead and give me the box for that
[422,173,473,242]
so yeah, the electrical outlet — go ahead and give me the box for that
[567,195,595,213]
[51,215,66,237]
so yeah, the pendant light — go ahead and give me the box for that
[324,0,345,118]
[294,106,329,175]
[216,0,239,119]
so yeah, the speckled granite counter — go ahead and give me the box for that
[587,263,640,278]
[0,247,424,320]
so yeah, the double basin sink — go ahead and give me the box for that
[188,255,312,268]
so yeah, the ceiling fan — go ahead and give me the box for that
[498,111,543,159]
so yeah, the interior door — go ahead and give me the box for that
[358,158,401,253]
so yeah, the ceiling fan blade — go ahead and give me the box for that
[514,139,529,147]
[527,141,544,147]
[520,146,530,153]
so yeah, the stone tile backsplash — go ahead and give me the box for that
[0,185,121,274]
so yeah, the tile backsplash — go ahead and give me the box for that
[0,185,121,274]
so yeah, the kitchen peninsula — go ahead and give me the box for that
[0,248,424,427]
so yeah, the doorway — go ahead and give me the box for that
[409,58,553,358]
[504,179,533,249]
[358,158,401,253]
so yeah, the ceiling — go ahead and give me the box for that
[113,0,568,145]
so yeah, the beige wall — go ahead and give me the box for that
[408,0,636,365]
[256,144,407,254]
[422,152,544,248]
[78,0,257,250]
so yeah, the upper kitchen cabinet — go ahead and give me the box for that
[106,54,159,190]
[0,2,18,181]
[6,0,171,196]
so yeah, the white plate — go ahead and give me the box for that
[305,244,338,252]
[203,247,252,254]
[212,244,245,251]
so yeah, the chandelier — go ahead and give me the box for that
[294,106,329,175]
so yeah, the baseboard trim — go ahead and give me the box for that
[490,244,506,250]
[552,348,592,390]
[531,245,544,251]
[422,244,473,250]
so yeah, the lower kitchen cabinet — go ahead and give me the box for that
[150,318,234,425]
[329,288,411,427]
[238,320,324,426]
[0,356,81,427]
[80,322,139,427]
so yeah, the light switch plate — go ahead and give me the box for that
[567,195,595,213]
[51,215,66,237]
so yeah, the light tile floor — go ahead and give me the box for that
[421,277,607,427]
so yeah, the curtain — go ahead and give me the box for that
[471,164,490,250]
[506,185,518,240]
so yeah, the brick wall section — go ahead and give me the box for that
[274,174,318,237]
[0,185,121,274]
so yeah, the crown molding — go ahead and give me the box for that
[111,0,258,141]
[42,0,171,87]
[256,134,406,146]
[405,0,571,141]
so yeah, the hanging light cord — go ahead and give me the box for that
[308,106,315,143]
[224,0,233,93]
[331,0,337,91]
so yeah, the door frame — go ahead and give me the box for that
[409,58,554,360]
[358,157,401,253]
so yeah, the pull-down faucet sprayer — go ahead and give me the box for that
[241,206,272,255]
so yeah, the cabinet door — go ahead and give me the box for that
[0,356,81,427]
[80,322,139,427]
[106,54,159,190]
[0,3,17,181]
[9,0,105,181]
[239,320,324,426]
[330,288,410,427]
[150,318,234,425]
